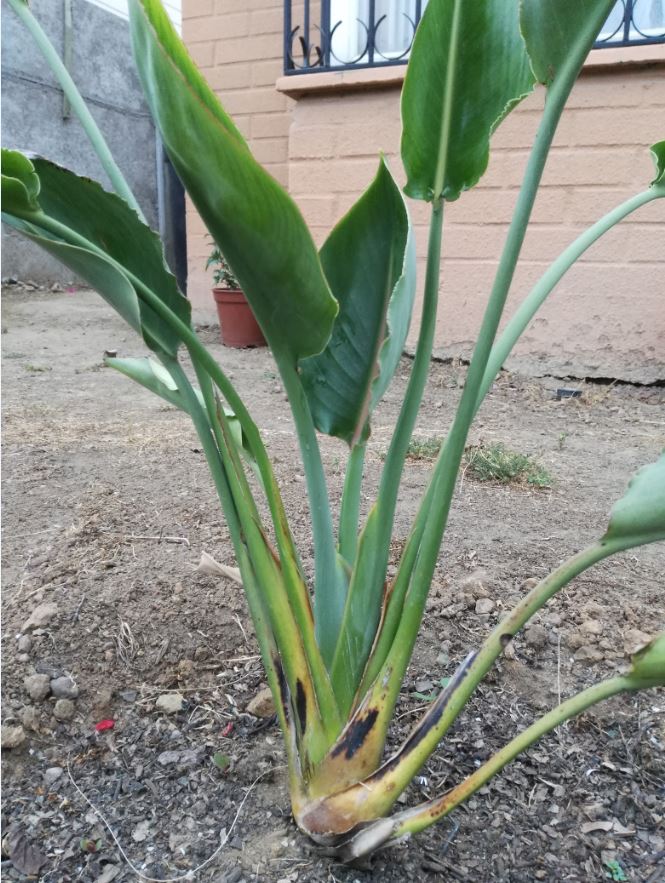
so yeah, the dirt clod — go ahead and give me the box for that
[21,601,58,632]
[1,725,26,750]
[156,692,184,714]
[53,698,76,721]
[524,624,548,649]
[23,673,50,702]
[247,685,276,718]
[475,597,495,615]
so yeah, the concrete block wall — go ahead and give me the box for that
[183,0,665,381]
[288,68,665,382]
[2,0,159,283]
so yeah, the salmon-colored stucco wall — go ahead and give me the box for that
[184,0,665,382]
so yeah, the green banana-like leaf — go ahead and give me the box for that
[626,633,665,688]
[107,355,253,456]
[650,141,665,189]
[602,453,665,548]
[2,149,40,212]
[401,0,534,202]
[1,151,190,357]
[128,0,337,364]
[107,356,205,411]
[299,158,416,446]
[520,0,616,87]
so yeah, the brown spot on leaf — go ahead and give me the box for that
[296,679,307,734]
[330,708,379,760]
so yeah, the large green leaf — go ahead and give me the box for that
[520,0,616,87]
[128,0,337,363]
[401,0,534,202]
[299,158,416,446]
[602,453,665,548]
[1,151,190,357]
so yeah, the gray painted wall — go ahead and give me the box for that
[2,0,158,282]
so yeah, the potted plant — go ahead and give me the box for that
[206,245,266,348]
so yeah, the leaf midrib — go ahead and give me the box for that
[433,0,463,200]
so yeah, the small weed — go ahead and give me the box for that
[406,436,444,460]
[557,432,568,450]
[23,363,51,373]
[463,443,552,488]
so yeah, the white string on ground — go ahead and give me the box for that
[66,757,282,881]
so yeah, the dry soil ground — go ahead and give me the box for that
[1,286,664,883]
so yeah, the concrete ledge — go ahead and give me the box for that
[277,43,664,98]
[276,65,405,98]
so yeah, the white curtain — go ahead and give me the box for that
[598,0,665,42]
[329,0,423,66]
[632,0,665,37]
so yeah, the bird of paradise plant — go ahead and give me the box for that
[3,0,664,863]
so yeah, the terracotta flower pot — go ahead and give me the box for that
[212,287,266,348]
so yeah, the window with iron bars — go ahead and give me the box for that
[284,0,665,74]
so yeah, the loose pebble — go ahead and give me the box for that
[50,676,79,700]
[17,635,32,653]
[475,598,495,615]
[53,699,76,721]
[21,602,58,632]
[20,706,41,731]
[24,673,51,702]
[1,725,26,749]
[44,767,63,787]
[156,693,184,714]
[247,686,275,718]
[623,628,651,655]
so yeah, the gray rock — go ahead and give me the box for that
[155,693,184,715]
[157,750,182,766]
[24,673,51,702]
[50,676,79,700]
[17,653,30,663]
[35,661,62,678]
[53,699,75,721]
[21,602,58,632]
[415,679,434,693]
[475,598,495,615]
[1,725,26,749]
[157,747,205,768]
[44,767,63,787]
[17,635,32,653]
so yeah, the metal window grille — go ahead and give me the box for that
[284,0,665,74]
